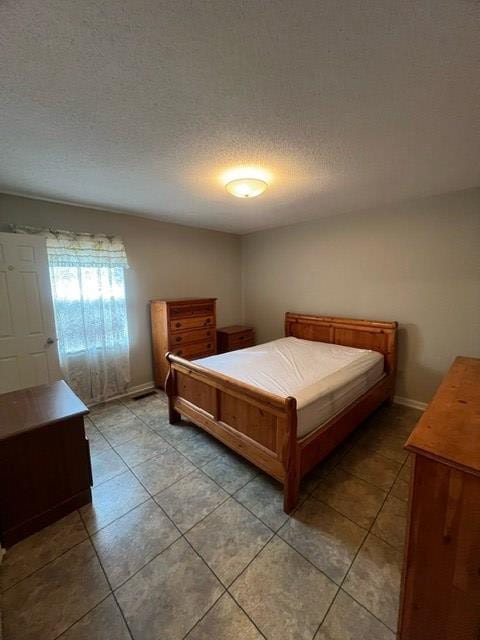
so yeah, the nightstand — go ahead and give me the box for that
[216,325,255,354]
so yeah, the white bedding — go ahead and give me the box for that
[195,337,384,438]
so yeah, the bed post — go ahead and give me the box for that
[283,396,300,513]
[165,354,181,424]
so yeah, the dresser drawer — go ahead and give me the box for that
[229,330,254,348]
[216,326,255,353]
[169,327,214,347]
[170,315,214,332]
[172,340,215,359]
[169,302,215,318]
[230,335,255,350]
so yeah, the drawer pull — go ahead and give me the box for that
[176,350,183,356]
[207,343,211,349]
[205,318,211,325]
[175,336,182,342]
[175,322,181,328]
[207,331,211,336]
[239,335,244,340]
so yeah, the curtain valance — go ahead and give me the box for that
[11,224,129,268]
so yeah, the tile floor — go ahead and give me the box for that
[0,391,420,640]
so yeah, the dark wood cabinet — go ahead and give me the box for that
[150,298,217,387]
[0,380,92,547]
[216,325,255,354]
[399,357,480,640]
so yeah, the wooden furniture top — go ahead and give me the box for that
[406,356,480,477]
[0,380,88,440]
[150,297,217,304]
[217,325,254,335]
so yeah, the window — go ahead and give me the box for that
[14,225,131,404]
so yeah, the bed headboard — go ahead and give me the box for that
[285,312,398,375]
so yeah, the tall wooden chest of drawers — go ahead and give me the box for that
[150,298,217,387]
[398,356,480,640]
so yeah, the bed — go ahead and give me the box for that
[165,313,398,513]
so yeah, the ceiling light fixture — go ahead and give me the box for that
[225,177,268,198]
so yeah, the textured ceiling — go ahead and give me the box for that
[1,1,479,234]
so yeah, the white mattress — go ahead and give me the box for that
[195,337,384,438]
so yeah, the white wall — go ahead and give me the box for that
[241,188,480,403]
[0,194,242,389]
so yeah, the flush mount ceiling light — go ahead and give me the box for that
[225,177,268,198]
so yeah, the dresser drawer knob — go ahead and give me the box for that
[175,336,182,342]
[207,343,211,349]
[175,322,181,328]
[239,335,244,340]
[206,331,211,336]
[176,350,183,356]
[205,318,211,325]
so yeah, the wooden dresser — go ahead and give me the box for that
[0,380,92,547]
[217,325,255,353]
[398,356,480,640]
[150,298,217,387]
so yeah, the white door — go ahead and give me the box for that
[0,232,61,393]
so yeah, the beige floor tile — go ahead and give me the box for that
[299,449,350,494]
[92,499,180,589]
[80,470,149,534]
[91,448,128,486]
[90,404,136,430]
[129,398,170,424]
[186,498,272,586]
[114,430,170,466]
[186,593,263,640]
[278,497,366,583]
[313,468,387,529]
[85,419,111,456]
[122,391,166,410]
[175,431,226,467]
[0,512,87,591]
[202,450,257,494]
[2,540,110,640]
[343,534,402,632]
[132,448,196,495]
[340,446,401,491]
[101,417,153,447]
[358,430,409,464]
[115,538,224,640]
[371,494,407,549]
[155,468,228,532]
[399,459,413,482]
[231,536,337,640]
[235,473,289,531]
[59,595,131,640]
[151,418,199,446]
[391,475,410,502]
[315,590,395,639]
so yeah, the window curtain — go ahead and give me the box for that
[12,225,131,404]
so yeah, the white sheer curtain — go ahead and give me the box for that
[13,225,131,404]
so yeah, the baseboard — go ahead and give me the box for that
[88,381,156,407]
[393,395,428,411]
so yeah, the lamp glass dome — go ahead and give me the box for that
[225,178,267,198]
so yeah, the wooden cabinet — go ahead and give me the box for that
[216,325,255,354]
[398,356,480,640]
[0,380,92,547]
[150,298,217,387]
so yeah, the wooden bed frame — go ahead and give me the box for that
[165,312,398,513]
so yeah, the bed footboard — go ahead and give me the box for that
[165,352,300,510]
